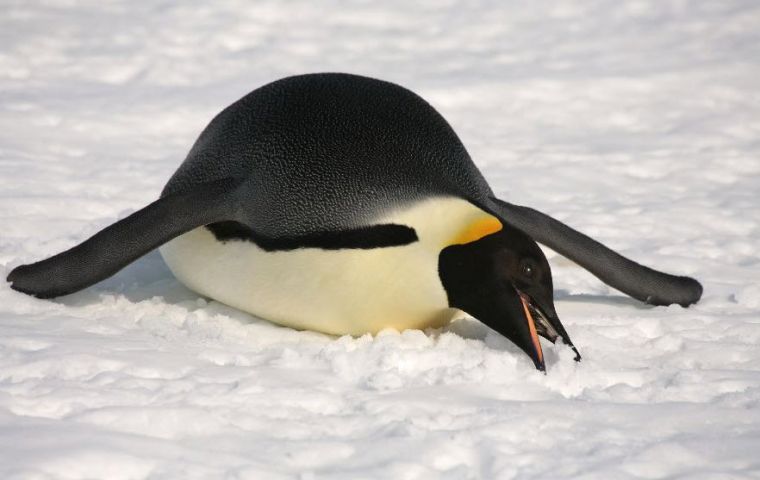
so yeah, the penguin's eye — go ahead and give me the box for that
[521,260,535,278]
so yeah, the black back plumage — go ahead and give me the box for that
[163,73,492,237]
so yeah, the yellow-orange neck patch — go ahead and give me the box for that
[451,216,503,245]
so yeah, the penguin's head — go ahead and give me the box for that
[439,225,580,371]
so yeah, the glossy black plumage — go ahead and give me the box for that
[163,73,492,237]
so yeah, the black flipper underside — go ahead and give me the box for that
[487,197,703,307]
[7,178,242,299]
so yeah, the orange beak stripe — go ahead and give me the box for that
[520,293,544,367]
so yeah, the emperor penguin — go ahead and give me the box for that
[6,73,702,371]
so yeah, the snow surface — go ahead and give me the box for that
[2,1,760,478]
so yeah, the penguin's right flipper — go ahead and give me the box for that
[7,178,243,299]
[487,197,703,307]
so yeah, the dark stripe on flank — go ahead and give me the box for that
[207,222,418,251]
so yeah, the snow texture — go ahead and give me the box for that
[1,1,760,478]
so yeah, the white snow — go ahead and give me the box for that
[2,1,760,478]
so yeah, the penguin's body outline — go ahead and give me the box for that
[7,73,703,370]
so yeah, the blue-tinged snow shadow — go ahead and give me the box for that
[52,250,301,329]
[554,289,650,309]
[57,250,198,306]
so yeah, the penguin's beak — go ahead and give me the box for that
[441,275,580,371]
[515,288,581,367]
[517,291,545,371]
[453,285,556,372]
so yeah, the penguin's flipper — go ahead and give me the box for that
[7,178,243,299]
[487,197,703,307]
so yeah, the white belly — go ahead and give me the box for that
[159,197,496,335]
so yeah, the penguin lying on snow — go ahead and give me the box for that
[7,73,702,371]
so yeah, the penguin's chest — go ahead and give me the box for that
[159,197,501,336]
[160,227,451,335]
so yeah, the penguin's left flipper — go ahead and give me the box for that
[486,197,703,307]
[7,178,243,299]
